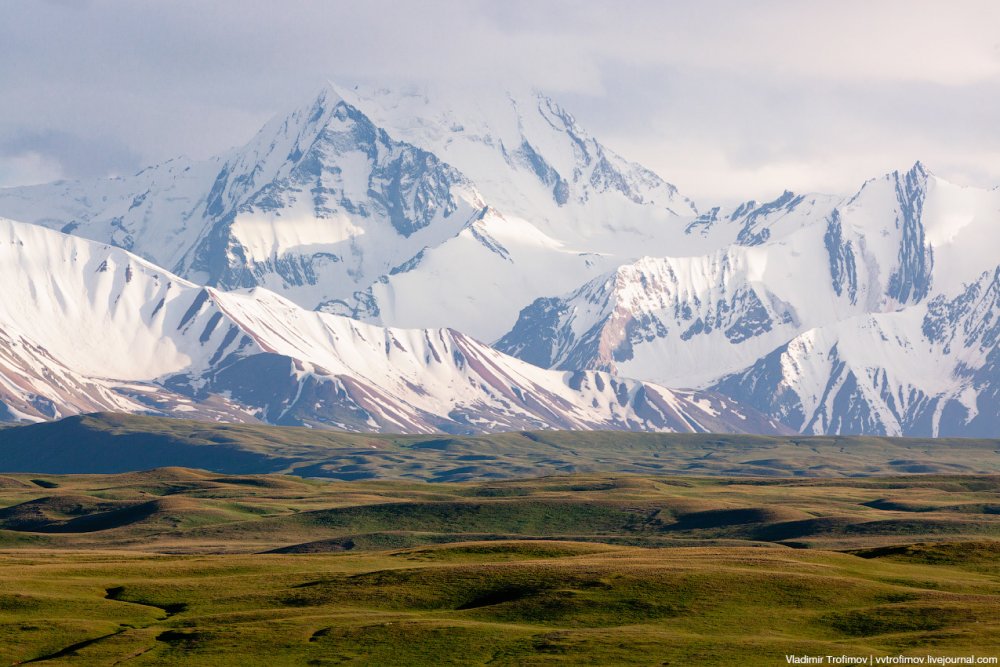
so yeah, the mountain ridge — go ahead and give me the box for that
[496,163,1000,436]
[0,83,996,436]
[0,215,784,434]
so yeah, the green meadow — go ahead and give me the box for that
[0,468,998,664]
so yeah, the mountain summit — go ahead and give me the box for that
[0,83,703,340]
[497,162,1000,436]
[0,84,996,437]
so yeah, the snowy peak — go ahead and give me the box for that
[836,161,958,308]
[497,162,1000,437]
[0,81,704,343]
[0,80,997,439]
[337,82,696,219]
[165,87,498,322]
[200,85,347,218]
[205,83,474,233]
[525,91,687,209]
[496,251,800,386]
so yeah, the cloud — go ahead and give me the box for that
[0,129,141,185]
[0,153,64,188]
[581,1,1000,87]
[0,1,998,200]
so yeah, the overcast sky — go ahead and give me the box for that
[2,0,999,205]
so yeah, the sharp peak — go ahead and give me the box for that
[901,160,931,179]
[852,160,933,185]
[269,82,377,138]
[883,160,932,182]
[317,80,344,100]
[870,161,936,192]
[844,161,938,206]
[320,79,368,108]
[302,81,357,114]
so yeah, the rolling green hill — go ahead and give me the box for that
[3,416,1000,664]
[0,469,999,664]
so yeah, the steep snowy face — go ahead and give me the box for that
[318,85,708,338]
[838,162,1000,301]
[0,218,239,381]
[0,217,269,422]
[495,191,860,387]
[176,87,487,306]
[0,216,783,434]
[496,252,803,387]
[830,162,935,308]
[315,83,744,339]
[0,83,708,341]
[917,266,1000,436]
[712,266,1000,437]
[497,163,1000,435]
[0,86,487,313]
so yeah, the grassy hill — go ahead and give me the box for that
[2,412,1000,481]
[3,467,1000,553]
[2,416,999,664]
[0,469,999,664]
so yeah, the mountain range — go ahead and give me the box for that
[0,82,996,436]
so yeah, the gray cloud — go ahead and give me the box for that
[0,128,141,183]
[1,0,998,202]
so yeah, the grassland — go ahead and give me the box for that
[1,468,999,664]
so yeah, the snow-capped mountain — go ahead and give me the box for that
[498,164,1000,436]
[0,81,996,438]
[0,83,708,341]
[333,83,696,233]
[0,87,487,318]
[0,216,783,434]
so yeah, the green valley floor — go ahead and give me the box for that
[1,469,998,664]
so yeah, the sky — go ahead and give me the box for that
[2,0,1000,205]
